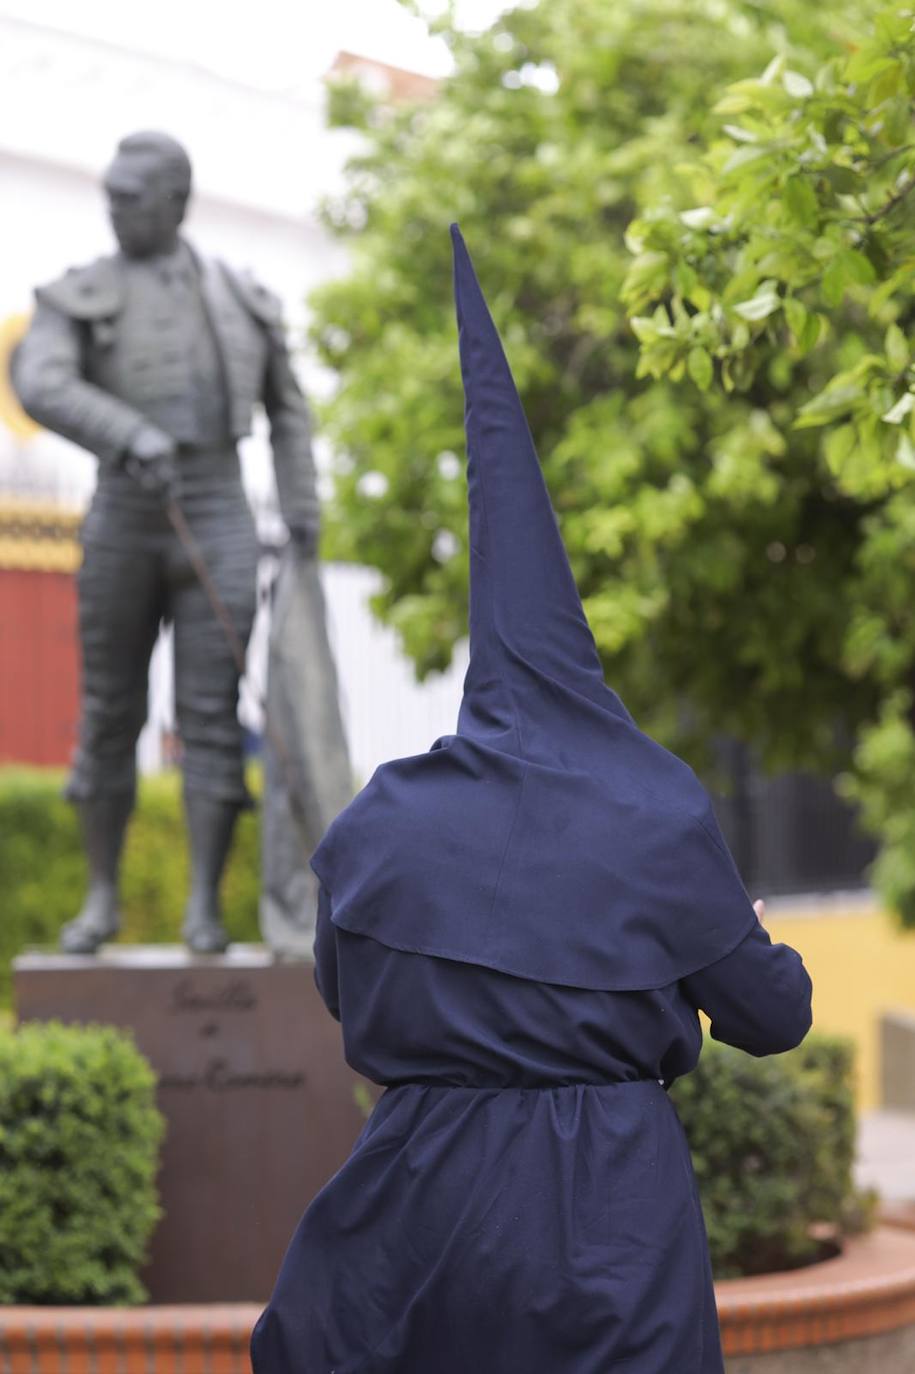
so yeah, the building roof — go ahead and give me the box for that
[329,50,439,103]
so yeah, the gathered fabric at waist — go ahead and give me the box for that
[358,1078,674,1151]
[382,1075,665,1092]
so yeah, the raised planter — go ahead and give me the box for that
[717,1225,915,1372]
[2,1228,914,1374]
[882,1201,915,1233]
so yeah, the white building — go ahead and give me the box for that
[0,14,467,781]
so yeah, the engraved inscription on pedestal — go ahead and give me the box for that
[160,975,306,1092]
[14,947,369,1303]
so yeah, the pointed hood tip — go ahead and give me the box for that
[450,224,474,276]
[450,224,490,335]
[450,214,621,745]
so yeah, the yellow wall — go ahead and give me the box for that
[767,900,915,1110]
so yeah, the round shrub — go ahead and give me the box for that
[673,1033,873,1278]
[0,1021,165,1304]
[0,766,261,1006]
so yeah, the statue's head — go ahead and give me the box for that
[103,131,193,259]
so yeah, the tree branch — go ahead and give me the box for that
[863,175,915,225]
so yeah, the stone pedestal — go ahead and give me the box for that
[14,946,370,1303]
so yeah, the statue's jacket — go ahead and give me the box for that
[12,243,318,547]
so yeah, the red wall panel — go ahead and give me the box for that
[0,569,80,767]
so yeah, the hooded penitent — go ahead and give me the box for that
[311,226,756,990]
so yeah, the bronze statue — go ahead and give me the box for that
[12,131,320,955]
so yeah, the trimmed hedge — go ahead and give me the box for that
[0,1021,165,1304]
[0,767,261,1006]
[673,1034,873,1278]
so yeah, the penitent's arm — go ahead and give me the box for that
[680,918,812,1057]
[313,883,341,1021]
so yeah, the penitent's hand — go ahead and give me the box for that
[124,425,177,496]
[753,899,766,924]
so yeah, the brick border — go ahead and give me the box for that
[2,1229,915,1368]
[881,1201,915,1234]
[716,1226,915,1356]
[0,1305,262,1374]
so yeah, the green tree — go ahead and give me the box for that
[312,3,902,902]
[623,5,915,921]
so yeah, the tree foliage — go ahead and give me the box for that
[311,1,915,916]
[624,5,915,920]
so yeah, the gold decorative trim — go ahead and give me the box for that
[0,501,82,572]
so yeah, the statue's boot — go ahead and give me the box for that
[60,790,133,954]
[182,791,237,954]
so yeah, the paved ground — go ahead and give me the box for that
[856,1110,915,1201]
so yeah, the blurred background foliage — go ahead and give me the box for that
[672,1033,874,1277]
[313,0,915,925]
[0,769,261,1008]
[0,1020,164,1304]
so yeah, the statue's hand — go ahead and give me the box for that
[288,522,320,560]
[124,425,177,496]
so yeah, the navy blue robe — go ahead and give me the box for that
[252,892,812,1374]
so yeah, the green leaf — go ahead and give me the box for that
[824,423,856,472]
[688,346,714,391]
[760,54,786,86]
[885,323,909,372]
[798,312,824,355]
[785,297,808,339]
[680,206,716,229]
[796,383,863,428]
[784,176,818,227]
[623,251,670,307]
[897,431,915,470]
[844,51,897,84]
[629,315,660,344]
[723,144,772,174]
[674,261,699,298]
[870,60,903,104]
[783,69,814,98]
[883,97,912,146]
[824,164,864,195]
[821,256,848,307]
[882,392,914,425]
[733,290,781,321]
[841,249,877,286]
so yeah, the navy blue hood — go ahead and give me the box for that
[310,226,755,990]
